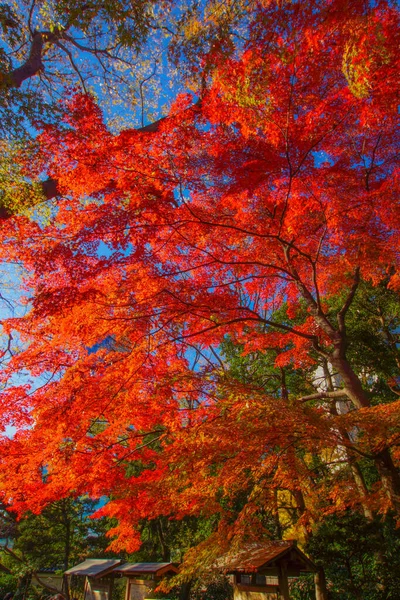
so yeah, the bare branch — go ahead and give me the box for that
[297,389,350,403]
[55,40,88,93]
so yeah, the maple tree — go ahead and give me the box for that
[0,0,246,218]
[0,0,171,132]
[0,0,399,597]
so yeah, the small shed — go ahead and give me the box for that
[113,563,178,600]
[64,559,122,600]
[218,541,316,600]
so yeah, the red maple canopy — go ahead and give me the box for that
[0,0,399,558]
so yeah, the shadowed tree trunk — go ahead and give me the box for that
[156,518,170,562]
[179,580,192,600]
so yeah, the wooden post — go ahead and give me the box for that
[62,575,70,600]
[83,578,89,600]
[278,562,290,600]
[109,577,114,600]
[314,568,329,600]
[125,580,130,600]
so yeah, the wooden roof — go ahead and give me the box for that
[216,541,316,573]
[113,562,178,576]
[65,560,178,579]
[65,559,122,578]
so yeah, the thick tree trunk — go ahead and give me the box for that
[349,462,374,521]
[329,355,400,511]
[375,448,400,514]
[5,30,62,89]
[326,374,374,521]
[179,580,192,600]
[63,517,71,571]
[329,354,370,409]
[273,488,283,539]
[17,572,32,600]
[8,31,45,88]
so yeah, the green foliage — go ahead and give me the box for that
[220,331,311,400]
[151,576,233,600]
[0,573,17,597]
[289,574,316,600]
[0,86,59,140]
[328,280,400,402]
[305,512,400,599]
[0,496,113,600]
[0,140,49,218]
[189,576,233,600]
[130,514,219,565]
[14,497,111,570]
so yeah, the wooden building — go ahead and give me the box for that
[112,562,178,600]
[64,558,122,600]
[64,560,177,600]
[218,541,317,600]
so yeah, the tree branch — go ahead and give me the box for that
[337,267,360,333]
[42,177,59,200]
[7,30,60,88]
[297,389,350,403]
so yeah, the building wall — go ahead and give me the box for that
[86,578,112,600]
[127,579,156,600]
[34,574,64,592]
[233,585,278,600]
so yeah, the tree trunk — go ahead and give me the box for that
[8,32,45,88]
[5,30,63,89]
[179,580,192,600]
[375,448,400,514]
[329,354,370,409]
[329,355,400,510]
[156,518,170,562]
[273,488,283,539]
[60,500,72,571]
[18,572,32,600]
[349,462,374,521]
[326,378,374,522]
[64,516,71,571]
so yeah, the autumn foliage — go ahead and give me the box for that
[0,0,399,569]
